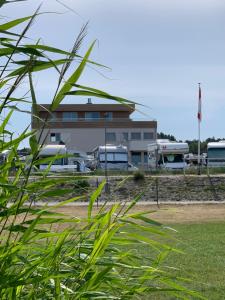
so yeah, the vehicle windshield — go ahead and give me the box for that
[163,154,184,163]
[99,152,128,162]
[208,148,225,162]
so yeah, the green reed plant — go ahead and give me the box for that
[0,1,205,299]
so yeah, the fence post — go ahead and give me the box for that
[96,178,99,208]
[155,177,159,208]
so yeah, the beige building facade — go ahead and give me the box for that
[32,103,157,167]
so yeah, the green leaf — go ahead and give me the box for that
[0,109,13,134]
[0,16,32,31]
[29,134,38,154]
[0,37,15,43]
[2,42,44,57]
[40,188,73,198]
[131,214,162,226]
[65,89,137,106]
[0,47,14,56]
[23,217,80,225]
[1,130,32,152]
[40,195,86,211]
[25,44,109,69]
[28,71,38,119]
[8,59,69,77]
[88,180,105,220]
[0,29,25,37]
[0,78,12,89]
[25,44,76,56]
[33,154,69,166]
[51,41,96,111]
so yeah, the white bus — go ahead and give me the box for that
[38,145,89,172]
[148,139,189,169]
[207,141,225,167]
[93,145,129,170]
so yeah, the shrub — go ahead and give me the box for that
[73,179,90,194]
[133,170,145,182]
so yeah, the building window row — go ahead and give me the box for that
[106,131,154,142]
[131,151,148,166]
[128,132,154,140]
[50,111,113,121]
[63,112,78,120]
[50,131,154,143]
[106,132,116,142]
[131,132,141,140]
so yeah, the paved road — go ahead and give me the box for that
[24,200,225,207]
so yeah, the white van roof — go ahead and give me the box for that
[39,145,67,156]
[208,142,225,149]
[148,140,189,154]
[98,145,127,153]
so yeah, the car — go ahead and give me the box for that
[128,163,139,171]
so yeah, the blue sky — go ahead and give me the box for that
[2,0,225,145]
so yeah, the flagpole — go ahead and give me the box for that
[197,83,201,175]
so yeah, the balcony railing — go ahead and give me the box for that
[46,117,155,123]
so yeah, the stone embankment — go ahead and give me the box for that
[99,175,225,202]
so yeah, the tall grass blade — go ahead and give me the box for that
[51,41,96,111]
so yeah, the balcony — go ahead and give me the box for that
[32,117,157,130]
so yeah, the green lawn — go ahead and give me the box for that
[141,222,225,299]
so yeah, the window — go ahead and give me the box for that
[85,112,100,120]
[104,112,113,120]
[107,153,114,161]
[144,152,148,163]
[208,148,225,162]
[62,112,77,121]
[50,133,61,142]
[163,154,184,163]
[122,132,129,141]
[49,112,57,121]
[131,152,142,165]
[106,132,116,142]
[131,132,141,140]
[144,132,154,140]
[115,153,128,162]
[99,153,113,162]
[99,152,127,162]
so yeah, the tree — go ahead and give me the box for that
[157,132,176,141]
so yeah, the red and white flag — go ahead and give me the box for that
[197,84,202,122]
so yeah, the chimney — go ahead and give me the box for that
[87,98,92,104]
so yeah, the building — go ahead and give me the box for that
[32,101,157,167]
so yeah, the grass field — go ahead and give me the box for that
[56,204,225,299]
[143,222,225,299]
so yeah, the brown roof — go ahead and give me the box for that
[37,104,135,113]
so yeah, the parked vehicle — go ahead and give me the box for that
[0,150,10,164]
[207,141,225,167]
[148,139,189,169]
[184,153,207,166]
[128,162,139,171]
[38,145,90,172]
[93,145,129,170]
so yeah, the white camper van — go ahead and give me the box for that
[0,150,10,164]
[38,145,89,172]
[93,145,129,170]
[207,141,225,167]
[148,139,189,169]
